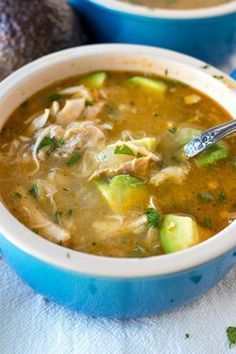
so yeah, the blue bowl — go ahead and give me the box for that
[0,44,236,318]
[69,0,236,65]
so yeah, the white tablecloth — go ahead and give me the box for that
[0,55,236,354]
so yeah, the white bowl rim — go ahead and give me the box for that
[0,43,236,279]
[85,0,236,19]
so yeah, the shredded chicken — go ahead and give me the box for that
[150,165,190,187]
[17,188,70,245]
[89,155,153,180]
[30,109,50,131]
[93,214,147,239]
[37,179,57,211]
[59,85,92,101]
[57,98,85,126]
[56,121,106,158]
[83,101,105,120]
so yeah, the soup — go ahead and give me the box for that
[120,0,231,9]
[0,71,235,258]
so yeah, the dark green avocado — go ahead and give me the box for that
[0,0,88,80]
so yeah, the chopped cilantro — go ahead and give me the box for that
[63,187,69,192]
[201,64,209,69]
[153,112,160,117]
[227,327,236,348]
[58,137,65,145]
[48,93,63,102]
[37,136,57,155]
[54,211,62,224]
[85,98,94,106]
[28,185,39,199]
[131,245,145,257]
[202,217,212,229]
[66,152,81,166]
[14,192,22,199]
[171,156,180,164]
[197,192,214,202]
[114,144,135,156]
[168,127,177,134]
[32,228,39,234]
[67,209,73,217]
[218,192,226,204]
[145,208,161,228]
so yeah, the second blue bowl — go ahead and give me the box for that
[69,0,236,65]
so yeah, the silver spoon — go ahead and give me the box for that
[184,120,236,158]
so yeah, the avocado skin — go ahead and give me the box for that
[0,0,88,80]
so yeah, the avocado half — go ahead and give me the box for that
[0,0,88,80]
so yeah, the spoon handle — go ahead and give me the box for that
[184,120,236,158]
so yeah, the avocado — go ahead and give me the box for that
[81,72,107,88]
[160,214,200,254]
[128,76,167,94]
[0,0,88,80]
[96,175,148,213]
[175,128,229,166]
[195,141,229,167]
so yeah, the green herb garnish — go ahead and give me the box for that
[185,333,190,339]
[85,98,94,106]
[197,192,214,203]
[48,93,63,102]
[28,185,39,199]
[67,209,73,217]
[32,228,39,234]
[54,211,62,224]
[145,208,161,228]
[14,192,22,199]
[168,127,177,134]
[218,192,226,204]
[202,217,212,229]
[66,152,81,166]
[227,327,236,348]
[37,136,57,154]
[114,144,135,156]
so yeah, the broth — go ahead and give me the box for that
[120,0,231,9]
[0,71,235,258]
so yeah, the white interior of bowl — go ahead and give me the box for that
[87,0,236,19]
[0,44,236,278]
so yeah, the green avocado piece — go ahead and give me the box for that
[175,128,201,147]
[195,141,229,167]
[175,128,229,166]
[131,137,157,152]
[0,0,87,80]
[81,72,107,88]
[160,214,200,254]
[96,175,148,213]
[128,76,167,94]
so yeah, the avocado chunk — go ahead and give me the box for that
[96,175,148,213]
[175,128,229,166]
[175,128,201,147]
[160,214,200,254]
[128,76,167,94]
[81,72,107,88]
[0,0,87,80]
[131,137,157,152]
[195,141,229,167]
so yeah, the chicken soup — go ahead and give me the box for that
[0,71,235,257]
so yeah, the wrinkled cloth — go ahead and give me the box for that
[0,56,236,354]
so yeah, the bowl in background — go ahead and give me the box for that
[0,44,236,318]
[69,0,236,66]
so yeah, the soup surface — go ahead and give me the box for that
[120,0,231,9]
[0,71,235,258]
